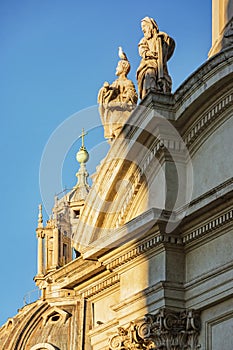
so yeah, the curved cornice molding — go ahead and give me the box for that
[183,90,233,155]
[174,46,233,118]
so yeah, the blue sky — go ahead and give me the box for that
[0,0,211,325]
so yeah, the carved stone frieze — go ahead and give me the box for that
[109,308,201,350]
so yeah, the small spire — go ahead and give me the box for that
[37,204,43,228]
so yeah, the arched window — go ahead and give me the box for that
[30,343,58,350]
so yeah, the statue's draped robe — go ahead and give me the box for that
[137,32,175,99]
[98,77,138,139]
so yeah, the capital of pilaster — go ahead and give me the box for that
[36,230,45,239]
[109,308,201,350]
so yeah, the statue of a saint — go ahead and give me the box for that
[98,48,138,140]
[136,17,175,99]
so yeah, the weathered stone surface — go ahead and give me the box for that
[1,7,233,350]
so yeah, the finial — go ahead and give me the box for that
[76,128,89,164]
[73,129,90,192]
[38,204,43,228]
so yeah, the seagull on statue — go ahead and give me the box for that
[118,46,128,61]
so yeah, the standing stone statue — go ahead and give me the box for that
[136,17,175,99]
[98,47,138,140]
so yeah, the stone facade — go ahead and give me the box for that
[1,4,233,350]
[209,0,233,56]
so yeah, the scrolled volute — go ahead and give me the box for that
[109,308,201,350]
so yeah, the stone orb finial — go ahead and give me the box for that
[76,147,89,164]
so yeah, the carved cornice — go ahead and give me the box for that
[80,274,120,299]
[109,309,201,350]
[105,233,183,271]
[186,178,233,214]
[184,92,233,150]
[175,47,233,112]
[182,207,233,245]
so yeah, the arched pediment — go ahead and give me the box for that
[73,106,192,254]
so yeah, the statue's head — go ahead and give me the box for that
[141,17,159,39]
[116,59,130,77]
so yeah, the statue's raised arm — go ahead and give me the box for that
[136,17,175,99]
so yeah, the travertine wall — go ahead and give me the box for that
[210,0,233,56]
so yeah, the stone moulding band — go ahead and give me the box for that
[184,92,233,147]
[80,274,120,299]
[183,207,233,244]
[103,205,233,271]
[105,233,183,271]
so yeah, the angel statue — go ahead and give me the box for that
[98,47,138,140]
[137,17,175,99]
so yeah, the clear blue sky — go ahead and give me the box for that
[0,0,211,325]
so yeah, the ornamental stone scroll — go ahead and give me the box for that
[109,308,201,350]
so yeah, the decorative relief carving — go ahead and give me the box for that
[109,309,201,350]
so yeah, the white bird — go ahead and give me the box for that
[118,46,128,60]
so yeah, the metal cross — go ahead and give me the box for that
[79,128,88,148]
